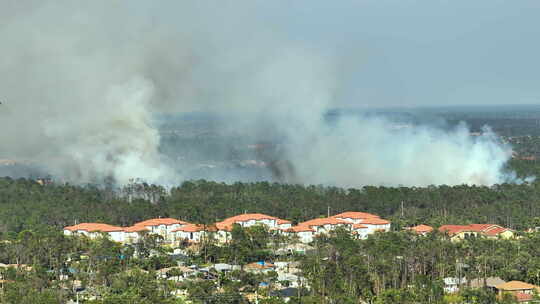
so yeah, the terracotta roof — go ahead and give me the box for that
[215,221,235,231]
[215,213,290,231]
[407,224,433,234]
[123,225,149,233]
[173,224,217,233]
[484,226,509,236]
[285,226,315,233]
[64,223,124,233]
[221,213,278,222]
[360,218,390,225]
[134,218,188,226]
[439,224,510,236]
[468,224,498,232]
[496,281,539,291]
[332,211,380,220]
[297,217,351,227]
[438,225,473,235]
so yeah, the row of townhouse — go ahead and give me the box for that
[64,218,190,244]
[405,223,515,240]
[63,211,391,244]
[282,212,391,243]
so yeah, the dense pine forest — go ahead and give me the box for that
[2,159,540,237]
[2,159,540,303]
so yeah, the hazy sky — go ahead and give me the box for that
[0,1,531,186]
[252,0,540,108]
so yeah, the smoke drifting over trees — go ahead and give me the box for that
[0,1,522,187]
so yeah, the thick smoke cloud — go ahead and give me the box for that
[0,1,521,187]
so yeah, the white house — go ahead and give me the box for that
[123,225,150,244]
[357,218,391,233]
[133,218,190,242]
[63,223,125,242]
[213,213,292,243]
[172,224,213,242]
[332,211,380,224]
[332,211,391,235]
[284,226,315,243]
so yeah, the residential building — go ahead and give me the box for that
[123,225,149,244]
[132,218,190,242]
[64,217,191,244]
[495,281,540,303]
[439,224,514,241]
[214,213,292,243]
[332,211,391,236]
[405,224,434,235]
[63,223,125,242]
[331,211,380,224]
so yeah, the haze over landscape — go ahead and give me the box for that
[1,1,539,187]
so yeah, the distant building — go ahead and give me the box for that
[283,211,391,243]
[495,281,540,303]
[214,213,292,243]
[405,224,434,235]
[64,217,191,244]
[63,223,126,242]
[439,224,514,241]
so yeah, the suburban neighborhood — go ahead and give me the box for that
[63,211,392,245]
[51,210,540,303]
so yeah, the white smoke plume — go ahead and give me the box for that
[0,1,523,187]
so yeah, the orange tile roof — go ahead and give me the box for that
[134,218,189,226]
[332,211,380,220]
[468,224,498,232]
[215,221,235,231]
[496,281,539,291]
[297,217,351,227]
[123,225,149,233]
[408,224,433,234]
[439,224,510,236]
[438,225,473,235]
[360,218,390,225]
[484,226,509,236]
[64,223,124,233]
[285,226,315,233]
[172,224,217,233]
[215,213,290,231]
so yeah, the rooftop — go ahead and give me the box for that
[496,281,539,291]
[64,223,124,233]
[332,211,380,220]
[360,218,391,225]
[215,213,290,231]
[297,217,351,227]
[439,224,510,236]
[173,224,217,233]
[285,226,315,233]
[407,224,434,234]
[134,218,189,226]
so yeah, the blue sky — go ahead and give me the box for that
[252,1,540,107]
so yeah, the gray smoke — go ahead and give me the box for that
[0,1,523,187]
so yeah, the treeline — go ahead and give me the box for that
[2,172,540,236]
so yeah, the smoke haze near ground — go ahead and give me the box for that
[0,1,528,187]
